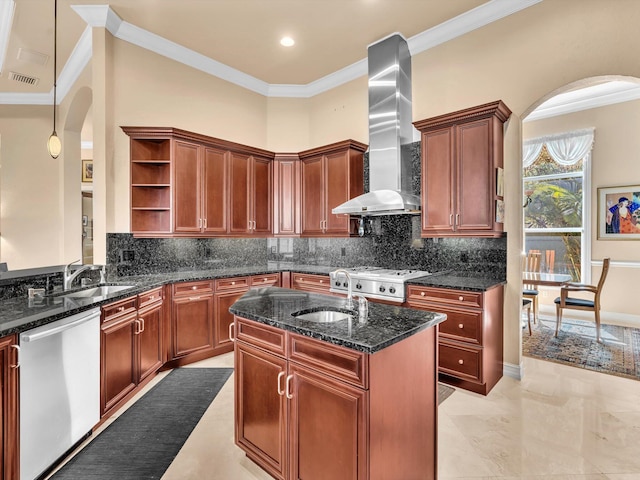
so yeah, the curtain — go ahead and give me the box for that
[523,127,595,167]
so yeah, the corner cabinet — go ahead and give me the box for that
[413,101,511,238]
[122,127,275,237]
[299,140,366,237]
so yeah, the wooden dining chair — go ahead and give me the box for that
[523,251,541,323]
[554,258,611,342]
[523,298,533,336]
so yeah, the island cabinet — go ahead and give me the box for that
[299,140,367,237]
[234,316,438,480]
[122,126,275,237]
[413,101,511,238]
[290,273,332,295]
[100,287,164,418]
[0,334,19,480]
[406,284,504,395]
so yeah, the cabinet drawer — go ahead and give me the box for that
[249,273,280,287]
[439,341,482,382]
[138,287,163,308]
[435,307,482,345]
[235,317,286,357]
[173,280,214,297]
[215,276,250,291]
[289,333,367,389]
[102,296,137,323]
[407,285,482,309]
[291,273,331,293]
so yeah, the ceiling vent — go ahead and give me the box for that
[17,48,49,66]
[8,71,39,86]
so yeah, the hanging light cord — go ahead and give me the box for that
[52,0,57,134]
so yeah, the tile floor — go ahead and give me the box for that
[51,352,640,479]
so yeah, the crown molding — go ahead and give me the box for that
[1,0,542,104]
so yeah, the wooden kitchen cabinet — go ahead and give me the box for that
[414,101,511,238]
[290,273,332,295]
[122,126,275,238]
[229,153,272,235]
[406,284,504,395]
[0,334,19,480]
[273,154,301,236]
[171,280,215,360]
[234,316,437,480]
[299,140,366,237]
[100,289,165,417]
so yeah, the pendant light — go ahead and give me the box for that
[47,0,61,159]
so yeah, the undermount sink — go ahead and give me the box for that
[292,308,353,323]
[60,285,135,299]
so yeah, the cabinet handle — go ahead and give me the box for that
[139,318,145,333]
[134,319,141,335]
[231,281,236,285]
[262,278,268,282]
[449,214,453,226]
[192,286,197,290]
[229,322,235,342]
[285,374,294,399]
[456,213,460,225]
[420,291,426,297]
[188,296,201,301]
[458,359,464,365]
[458,296,464,301]
[118,306,125,312]
[203,218,207,229]
[277,371,285,396]
[149,295,155,301]
[458,323,464,329]
[10,345,20,369]
[319,279,324,284]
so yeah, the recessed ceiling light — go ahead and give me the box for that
[280,36,295,47]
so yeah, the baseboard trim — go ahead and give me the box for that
[503,361,523,381]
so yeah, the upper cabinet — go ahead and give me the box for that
[299,140,367,237]
[123,127,275,237]
[414,101,511,238]
[273,153,301,237]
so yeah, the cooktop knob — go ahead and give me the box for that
[335,281,341,287]
[355,283,362,289]
[379,286,386,293]
[389,286,396,294]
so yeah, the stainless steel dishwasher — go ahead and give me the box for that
[19,308,101,480]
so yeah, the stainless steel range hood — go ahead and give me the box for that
[332,33,420,217]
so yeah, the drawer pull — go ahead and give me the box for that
[231,281,236,285]
[458,323,464,329]
[188,296,201,301]
[319,280,323,283]
[277,371,285,396]
[118,306,125,312]
[420,291,426,297]
[191,286,197,290]
[458,359,464,365]
[262,278,268,282]
[458,296,464,301]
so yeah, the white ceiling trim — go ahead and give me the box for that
[525,82,640,121]
[0,0,543,104]
[0,0,15,74]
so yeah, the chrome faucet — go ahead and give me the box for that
[333,269,355,309]
[63,260,103,290]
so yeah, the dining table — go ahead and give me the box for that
[522,271,573,287]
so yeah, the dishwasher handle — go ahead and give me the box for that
[21,309,101,342]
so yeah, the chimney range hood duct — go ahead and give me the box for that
[332,33,420,217]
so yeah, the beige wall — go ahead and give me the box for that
[524,99,640,322]
[3,0,640,371]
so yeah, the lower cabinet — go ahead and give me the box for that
[171,280,215,360]
[234,316,438,480]
[0,334,19,480]
[101,288,164,417]
[406,284,504,395]
[290,273,332,295]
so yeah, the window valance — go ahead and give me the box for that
[523,127,595,167]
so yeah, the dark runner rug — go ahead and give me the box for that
[523,316,640,381]
[51,367,233,480]
[438,383,455,404]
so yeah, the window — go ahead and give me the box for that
[523,136,591,283]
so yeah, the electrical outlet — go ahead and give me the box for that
[341,247,346,256]
[120,249,135,262]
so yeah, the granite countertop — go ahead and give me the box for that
[229,286,446,354]
[0,262,502,337]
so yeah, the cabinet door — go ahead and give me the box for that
[171,295,214,358]
[101,314,138,415]
[229,152,251,234]
[0,335,18,480]
[289,363,367,480]
[214,288,248,351]
[137,302,164,383]
[202,146,228,234]
[422,127,455,234]
[273,158,300,236]
[324,151,351,234]
[235,341,288,480]
[252,156,273,235]
[301,156,324,235]
[456,119,493,232]
[173,140,202,233]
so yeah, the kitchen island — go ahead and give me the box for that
[230,287,446,480]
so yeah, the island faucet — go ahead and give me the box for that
[332,268,355,310]
[63,260,103,290]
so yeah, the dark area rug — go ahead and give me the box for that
[523,316,640,381]
[438,383,455,404]
[51,367,233,480]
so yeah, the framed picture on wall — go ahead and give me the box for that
[597,185,640,239]
[82,159,93,183]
